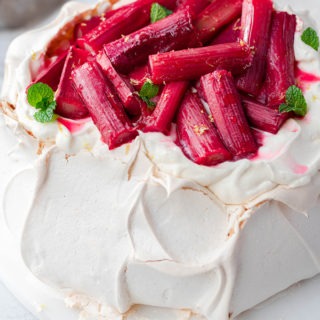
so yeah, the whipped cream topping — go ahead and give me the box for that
[1,0,320,319]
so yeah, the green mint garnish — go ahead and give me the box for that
[279,85,307,117]
[301,27,319,51]
[150,3,172,23]
[27,82,57,123]
[139,79,159,108]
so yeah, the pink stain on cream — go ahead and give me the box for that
[295,66,320,91]
[58,117,90,133]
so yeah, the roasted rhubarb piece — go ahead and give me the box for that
[149,42,252,84]
[242,96,289,134]
[103,8,194,74]
[72,61,137,149]
[236,0,273,95]
[210,18,241,45]
[177,91,232,166]
[129,65,151,90]
[201,70,257,157]
[97,53,141,116]
[195,0,243,43]
[258,12,296,105]
[55,47,89,119]
[144,81,189,133]
[32,51,67,91]
[74,16,103,39]
[176,0,211,17]
[77,0,176,53]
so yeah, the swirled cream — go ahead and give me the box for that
[1,0,320,319]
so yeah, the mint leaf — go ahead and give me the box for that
[27,83,54,107]
[301,27,319,51]
[150,3,172,23]
[139,79,159,108]
[34,101,56,123]
[27,82,57,123]
[279,85,307,116]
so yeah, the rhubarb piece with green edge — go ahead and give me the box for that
[77,0,176,53]
[103,8,194,74]
[55,47,89,119]
[257,12,296,106]
[301,27,319,51]
[242,96,289,134]
[279,85,308,117]
[27,82,57,123]
[149,42,252,84]
[32,51,68,91]
[176,0,211,17]
[201,70,257,157]
[72,61,137,149]
[195,0,243,44]
[177,91,232,166]
[144,81,189,134]
[236,0,273,96]
[210,18,241,46]
[150,3,172,23]
[97,52,142,116]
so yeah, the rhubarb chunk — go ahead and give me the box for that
[103,9,194,74]
[201,70,257,157]
[97,53,142,116]
[210,18,241,45]
[55,47,89,119]
[74,16,103,39]
[129,65,151,90]
[236,0,273,95]
[32,51,67,91]
[149,42,252,84]
[176,0,211,17]
[177,91,232,166]
[258,12,297,105]
[195,0,243,43]
[144,81,189,134]
[242,96,289,134]
[72,61,137,149]
[77,0,176,53]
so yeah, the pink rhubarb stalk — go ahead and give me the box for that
[77,0,176,53]
[72,61,137,149]
[195,0,243,44]
[258,12,297,105]
[129,64,151,90]
[144,81,189,134]
[176,0,211,17]
[177,91,232,166]
[210,17,241,45]
[241,96,289,134]
[55,47,89,119]
[236,0,273,95]
[201,70,257,157]
[97,53,142,116]
[32,51,68,91]
[149,42,252,84]
[103,8,194,74]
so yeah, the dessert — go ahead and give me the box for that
[0,0,320,319]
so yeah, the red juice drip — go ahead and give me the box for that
[295,64,320,91]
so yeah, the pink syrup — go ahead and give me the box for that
[295,65,320,91]
[58,117,90,133]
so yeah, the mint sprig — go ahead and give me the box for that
[150,3,172,23]
[301,27,319,51]
[279,85,307,117]
[139,79,159,108]
[27,82,57,123]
